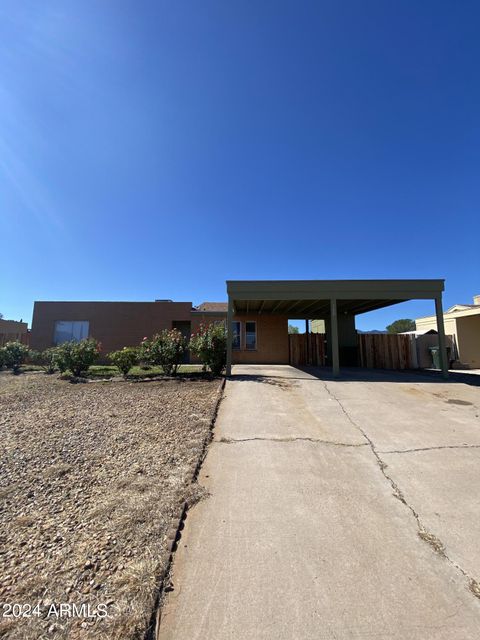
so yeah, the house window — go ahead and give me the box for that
[54,321,89,345]
[232,321,241,350]
[245,321,257,350]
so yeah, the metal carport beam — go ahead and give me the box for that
[226,296,233,376]
[330,298,340,378]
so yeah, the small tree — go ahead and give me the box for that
[386,319,415,334]
[288,324,300,334]
[108,347,138,377]
[3,341,30,374]
[190,323,226,376]
[149,329,187,376]
[56,339,101,377]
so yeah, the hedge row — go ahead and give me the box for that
[0,323,227,378]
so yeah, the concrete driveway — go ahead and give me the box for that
[158,365,480,640]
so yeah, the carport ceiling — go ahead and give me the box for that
[227,279,444,319]
[232,298,406,318]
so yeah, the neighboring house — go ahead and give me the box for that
[415,295,480,368]
[310,319,325,333]
[0,318,29,346]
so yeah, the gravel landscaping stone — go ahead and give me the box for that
[0,372,222,639]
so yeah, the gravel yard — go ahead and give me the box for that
[0,372,223,639]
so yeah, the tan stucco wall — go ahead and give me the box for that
[456,316,480,367]
[311,319,325,333]
[232,315,289,364]
[415,316,457,335]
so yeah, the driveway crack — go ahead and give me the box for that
[321,380,480,601]
[379,444,480,454]
[216,436,368,447]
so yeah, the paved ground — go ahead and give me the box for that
[158,365,480,640]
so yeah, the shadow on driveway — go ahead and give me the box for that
[231,366,480,387]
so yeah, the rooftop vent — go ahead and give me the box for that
[155,299,173,302]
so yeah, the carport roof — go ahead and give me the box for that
[227,279,444,318]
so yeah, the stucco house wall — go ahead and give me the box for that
[231,315,289,364]
[456,315,480,368]
[310,319,325,333]
[30,301,193,355]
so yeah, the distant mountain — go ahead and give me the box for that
[357,329,388,334]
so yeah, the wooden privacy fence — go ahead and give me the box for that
[358,333,413,370]
[0,332,29,347]
[289,332,414,370]
[288,333,326,366]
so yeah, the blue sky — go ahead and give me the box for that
[1,0,479,330]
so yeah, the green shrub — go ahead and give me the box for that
[28,349,41,363]
[56,339,101,377]
[2,341,30,374]
[30,348,58,374]
[44,348,59,374]
[138,337,155,368]
[0,347,5,369]
[52,347,68,373]
[108,347,139,377]
[148,329,187,376]
[190,323,226,376]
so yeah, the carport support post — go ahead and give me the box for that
[226,297,233,377]
[330,298,340,378]
[435,295,449,379]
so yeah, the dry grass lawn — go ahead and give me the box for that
[0,372,222,639]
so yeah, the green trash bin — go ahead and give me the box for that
[429,346,451,369]
[429,346,440,369]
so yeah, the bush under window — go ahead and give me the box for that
[190,323,226,376]
[108,347,139,377]
[55,338,101,377]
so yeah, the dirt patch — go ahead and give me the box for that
[446,398,473,406]
[0,372,222,639]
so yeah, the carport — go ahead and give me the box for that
[226,279,448,378]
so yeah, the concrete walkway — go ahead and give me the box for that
[158,365,480,640]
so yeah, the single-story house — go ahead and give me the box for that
[415,294,480,368]
[30,300,227,358]
[30,279,450,377]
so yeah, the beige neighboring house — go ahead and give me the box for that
[310,319,325,333]
[416,294,480,368]
[0,318,29,346]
